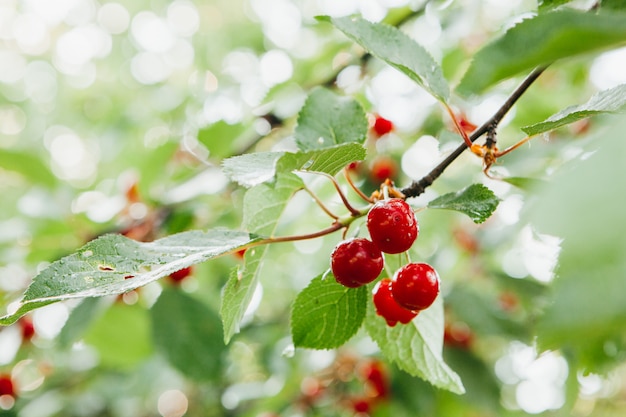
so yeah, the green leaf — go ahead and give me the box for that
[222,151,284,187]
[527,115,626,369]
[320,15,449,103]
[294,87,368,151]
[457,10,626,96]
[502,176,547,191]
[538,0,574,12]
[277,143,367,176]
[222,143,366,188]
[427,184,500,224]
[0,149,56,188]
[58,297,108,348]
[83,303,153,369]
[151,287,225,381]
[221,172,302,343]
[601,0,626,11]
[365,296,465,394]
[198,120,248,159]
[291,274,367,349]
[522,84,626,135]
[0,229,259,325]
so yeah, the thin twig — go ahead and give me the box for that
[400,66,547,197]
[304,185,340,220]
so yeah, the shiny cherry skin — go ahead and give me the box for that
[391,262,440,311]
[330,238,384,288]
[367,198,418,254]
[372,278,418,326]
[372,116,394,137]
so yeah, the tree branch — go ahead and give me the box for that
[400,66,547,198]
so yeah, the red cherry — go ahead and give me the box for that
[331,238,384,288]
[391,263,439,311]
[360,360,389,399]
[19,316,35,342]
[372,115,394,137]
[169,266,193,284]
[366,198,418,254]
[443,321,473,349]
[369,156,398,183]
[372,278,418,326]
[352,397,371,413]
[0,374,15,397]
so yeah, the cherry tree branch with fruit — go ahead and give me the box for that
[4,5,626,405]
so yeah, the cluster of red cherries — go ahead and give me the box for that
[330,198,440,326]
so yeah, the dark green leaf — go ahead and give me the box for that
[83,303,153,369]
[457,11,626,96]
[538,0,574,12]
[221,173,301,343]
[320,15,449,102]
[522,84,626,135]
[601,0,626,11]
[427,184,500,224]
[0,229,259,325]
[291,275,367,349]
[151,288,225,381]
[294,87,368,151]
[365,296,465,394]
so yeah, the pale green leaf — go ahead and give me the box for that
[457,11,626,96]
[427,184,500,224]
[151,288,225,381]
[291,275,367,349]
[0,149,56,188]
[222,151,284,187]
[320,15,449,102]
[527,116,626,369]
[365,296,465,394]
[222,144,366,188]
[0,229,259,325]
[294,87,368,151]
[221,173,302,343]
[522,84,626,135]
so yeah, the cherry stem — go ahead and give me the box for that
[319,172,362,216]
[401,66,547,198]
[303,185,339,220]
[344,167,375,203]
[256,221,345,245]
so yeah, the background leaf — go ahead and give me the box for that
[427,184,500,224]
[83,303,153,369]
[294,87,368,151]
[291,274,367,349]
[365,296,465,394]
[321,15,449,102]
[522,84,626,135]
[457,10,626,96]
[527,115,626,369]
[0,229,259,325]
[0,149,56,188]
[151,287,225,381]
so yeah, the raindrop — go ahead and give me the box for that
[84,276,94,283]
[82,250,93,258]
[317,137,325,144]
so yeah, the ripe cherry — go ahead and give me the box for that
[360,360,389,399]
[372,115,394,137]
[372,278,418,326]
[0,374,15,397]
[169,266,193,284]
[19,316,35,342]
[367,198,418,254]
[391,263,439,311]
[331,238,384,288]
